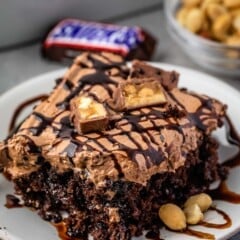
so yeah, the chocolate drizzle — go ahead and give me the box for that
[63,80,74,91]
[56,71,117,109]
[225,115,240,149]
[4,54,227,175]
[87,54,124,71]
[169,90,222,132]
[8,94,48,134]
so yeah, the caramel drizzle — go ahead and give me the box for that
[199,207,232,229]
[182,228,215,240]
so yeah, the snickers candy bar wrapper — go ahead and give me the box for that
[42,19,157,62]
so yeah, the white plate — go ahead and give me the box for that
[0,63,240,240]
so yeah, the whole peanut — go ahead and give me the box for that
[176,7,191,27]
[184,203,204,224]
[212,13,232,40]
[184,193,213,212]
[159,203,186,230]
[185,8,205,33]
[201,0,222,12]
[206,3,227,21]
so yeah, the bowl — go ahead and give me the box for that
[164,0,240,76]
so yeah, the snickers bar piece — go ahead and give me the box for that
[112,78,167,111]
[0,52,228,240]
[42,19,156,62]
[70,96,109,134]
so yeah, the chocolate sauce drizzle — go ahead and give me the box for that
[168,91,221,132]
[8,94,48,134]
[7,55,228,172]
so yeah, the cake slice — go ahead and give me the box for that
[0,52,227,240]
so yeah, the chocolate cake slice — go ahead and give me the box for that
[0,52,227,240]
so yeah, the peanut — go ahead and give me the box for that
[184,193,213,212]
[212,13,232,40]
[159,203,186,231]
[78,96,93,109]
[185,8,205,33]
[184,203,204,225]
[230,8,240,17]
[138,87,154,97]
[176,7,191,27]
[201,0,222,12]
[223,0,240,9]
[124,84,137,95]
[206,3,227,21]
[77,96,107,120]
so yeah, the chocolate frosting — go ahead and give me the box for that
[0,52,226,186]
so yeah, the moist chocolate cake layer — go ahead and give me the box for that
[0,52,227,240]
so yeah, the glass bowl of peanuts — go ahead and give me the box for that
[164,0,240,76]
